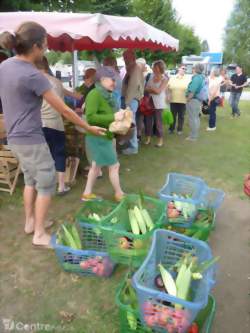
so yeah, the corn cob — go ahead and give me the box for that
[141,209,154,230]
[128,209,140,235]
[61,224,78,249]
[134,206,147,234]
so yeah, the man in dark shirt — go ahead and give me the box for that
[229,65,248,117]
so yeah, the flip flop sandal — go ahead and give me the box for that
[80,194,103,202]
[57,186,71,196]
[114,193,126,202]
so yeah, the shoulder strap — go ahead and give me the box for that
[145,73,151,84]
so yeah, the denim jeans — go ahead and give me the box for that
[229,92,241,116]
[186,99,201,139]
[126,99,139,152]
[208,99,217,128]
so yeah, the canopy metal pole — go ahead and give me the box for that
[72,50,78,89]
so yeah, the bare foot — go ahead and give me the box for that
[114,192,125,202]
[33,232,51,247]
[24,218,35,234]
[25,219,55,235]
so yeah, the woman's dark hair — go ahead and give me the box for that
[35,56,50,72]
[14,21,47,55]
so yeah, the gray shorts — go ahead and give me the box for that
[9,143,56,195]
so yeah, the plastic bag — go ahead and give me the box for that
[109,108,133,135]
[162,108,174,125]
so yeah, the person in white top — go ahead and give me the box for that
[36,56,83,194]
[207,68,222,131]
[144,60,168,147]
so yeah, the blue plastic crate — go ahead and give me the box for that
[200,187,225,210]
[159,173,206,204]
[132,229,216,333]
[158,173,225,228]
[51,234,115,277]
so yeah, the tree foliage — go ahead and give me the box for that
[0,0,130,14]
[131,0,201,66]
[223,0,250,74]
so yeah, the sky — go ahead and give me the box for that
[172,0,235,52]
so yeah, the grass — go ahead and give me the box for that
[0,101,250,333]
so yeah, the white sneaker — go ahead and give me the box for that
[185,137,197,141]
[177,131,182,135]
[206,127,216,131]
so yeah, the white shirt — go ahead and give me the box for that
[41,75,65,131]
[208,76,222,100]
[147,74,167,109]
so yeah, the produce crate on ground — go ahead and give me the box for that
[116,278,216,333]
[158,173,225,228]
[75,200,118,251]
[195,295,216,333]
[132,229,217,333]
[51,225,115,277]
[166,209,216,242]
[101,194,166,268]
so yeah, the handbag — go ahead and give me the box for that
[201,101,210,115]
[139,93,154,116]
[213,96,222,106]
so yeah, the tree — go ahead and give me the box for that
[0,0,46,11]
[201,40,209,52]
[223,0,250,74]
[86,0,130,15]
[131,0,177,33]
[130,0,201,67]
[0,0,130,15]
[175,24,201,63]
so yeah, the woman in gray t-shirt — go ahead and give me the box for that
[0,22,105,248]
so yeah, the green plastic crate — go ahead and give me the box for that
[101,195,166,267]
[116,279,216,333]
[166,209,216,242]
[75,200,118,251]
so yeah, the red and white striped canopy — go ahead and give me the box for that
[0,12,179,52]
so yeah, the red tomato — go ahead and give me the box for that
[188,322,199,333]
